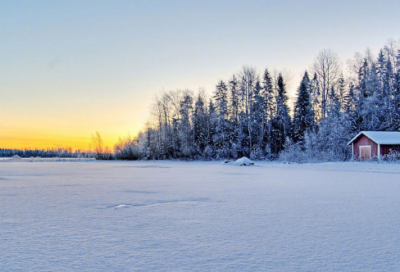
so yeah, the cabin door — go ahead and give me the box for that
[359,146,371,160]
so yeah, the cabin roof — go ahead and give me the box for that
[347,131,400,145]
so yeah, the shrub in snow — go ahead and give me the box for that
[114,135,142,160]
[12,155,22,160]
[279,141,309,163]
[381,150,400,163]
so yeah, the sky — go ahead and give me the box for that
[1,0,400,150]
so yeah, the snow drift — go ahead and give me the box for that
[224,157,255,166]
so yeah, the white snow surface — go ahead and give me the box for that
[348,131,400,145]
[225,156,255,166]
[1,160,400,271]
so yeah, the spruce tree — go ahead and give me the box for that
[229,75,239,123]
[251,79,265,158]
[205,99,217,158]
[271,73,291,154]
[393,71,400,131]
[262,68,275,148]
[292,71,314,144]
[310,73,321,123]
[193,92,208,156]
[228,75,240,157]
[214,80,230,158]
[179,92,193,158]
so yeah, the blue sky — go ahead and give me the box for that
[1,0,399,149]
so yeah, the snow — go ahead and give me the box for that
[1,160,400,271]
[348,131,400,145]
[224,156,255,166]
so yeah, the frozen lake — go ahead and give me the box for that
[1,160,400,271]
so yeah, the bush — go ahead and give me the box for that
[114,135,143,160]
[381,150,400,162]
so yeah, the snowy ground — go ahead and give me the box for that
[1,160,400,271]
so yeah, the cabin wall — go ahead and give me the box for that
[353,135,378,159]
[380,145,400,156]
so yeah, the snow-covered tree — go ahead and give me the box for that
[193,90,208,157]
[271,73,291,154]
[213,80,230,158]
[292,72,314,144]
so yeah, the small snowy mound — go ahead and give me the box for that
[224,157,255,166]
[12,155,22,160]
[232,157,254,166]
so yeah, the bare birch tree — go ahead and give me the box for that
[91,131,104,160]
[312,49,341,119]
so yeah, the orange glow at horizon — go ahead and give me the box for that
[0,129,124,151]
[0,124,142,151]
[1,94,149,151]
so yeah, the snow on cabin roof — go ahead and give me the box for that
[347,131,400,145]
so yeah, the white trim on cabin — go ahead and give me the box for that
[378,144,381,159]
[348,132,368,145]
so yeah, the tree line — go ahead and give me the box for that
[110,39,400,161]
[0,147,91,158]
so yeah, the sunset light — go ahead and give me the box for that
[2,1,400,270]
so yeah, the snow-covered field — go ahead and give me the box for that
[1,160,400,271]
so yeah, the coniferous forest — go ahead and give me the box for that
[0,148,91,158]
[113,40,400,162]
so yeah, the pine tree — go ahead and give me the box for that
[179,91,194,158]
[310,73,321,123]
[271,73,291,154]
[214,80,230,158]
[193,92,208,156]
[229,75,239,123]
[383,60,395,129]
[205,99,217,158]
[292,71,314,144]
[251,79,265,158]
[228,75,240,157]
[262,68,275,148]
[327,86,341,119]
[393,71,400,130]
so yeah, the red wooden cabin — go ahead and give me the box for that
[347,131,400,160]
